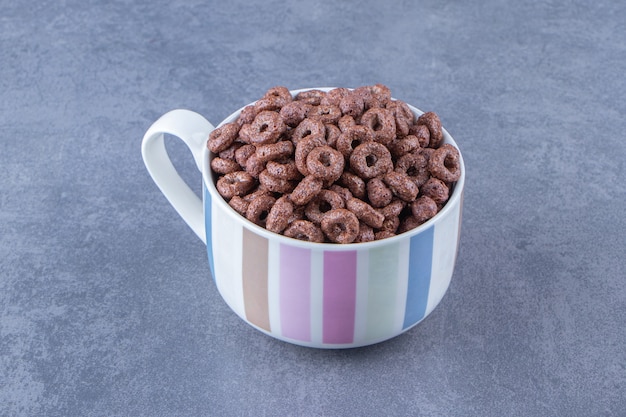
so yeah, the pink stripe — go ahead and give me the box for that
[279,244,311,342]
[323,251,357,344]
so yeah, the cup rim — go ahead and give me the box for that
[202,87,465,250]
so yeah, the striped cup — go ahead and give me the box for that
[142,88,465,348]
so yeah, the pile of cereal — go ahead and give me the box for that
[207,85,461,243]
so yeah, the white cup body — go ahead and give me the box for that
[201,94,464,348]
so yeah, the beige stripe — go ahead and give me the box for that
[242,227,270,332]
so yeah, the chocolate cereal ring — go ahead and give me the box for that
[420,177,449,205]
[410,196,438,224]
[255,140,294,163]
[339,171,366,199]
[294,134,326,176]
[379,198,406,219]
[259,169,296,194]
[339,92,365,118]
[244,153,266,178]
[207,122,239,153]
[306,145,345,183]
[325,124,341,148]
[266,159,303,181]
[398,215,421,234]
[266,195,294,234]
[338,115,357,132]
[370,84,392,106]
[295,89,326,106]
[309,105,342,124]
[417,112,443,148]
[354,84,390,109]
[291,117,326,145]
[240,111,287,145]
[366,177,393,208]
[409,124,430,148]
[305,189,345,224]
[349,142,393,179]
[279,101,311,127]
[216,171,256,199]
[380,215,400,234]
[355,223,375,243]
[237,105,258,127]
[255,86,292,111]
[428,143,461,183]
[386,100,414,137]
[383,170,419,202]
[242,187,272,202]
[246,194,277,227]
[228,195,249,216]
[375,230,396,240]
[287,205,306,225]
[234,144,256,167]
[360,107,396,145]
[329,184,353,203]
[346,197,385,229]
[352,86,377,110]
[210,157,241,174]
[218,142,242,161]
[396,151,431,188]
[336,125,374,158]
[290,175,323,206]
[389,99,414,121]
[320,88,350,107]
[389,135,421,158]
[320,208,360,244]
[284,219,324,243]
[420,147,435,163]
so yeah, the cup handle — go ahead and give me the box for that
[141,109,215,244]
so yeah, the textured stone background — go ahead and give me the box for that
[1,0,625,415]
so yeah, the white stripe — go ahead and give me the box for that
[352,249,370,345]
[394,238,411,334]
[267,240,281,336]
[426,204,460,315]
[212,204,245,319]
[309,249,324,345]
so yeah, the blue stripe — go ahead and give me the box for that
[203,185,215,283]
[403,226,434,329]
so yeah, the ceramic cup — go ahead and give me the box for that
[141,88,465,348]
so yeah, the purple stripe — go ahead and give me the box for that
[323,251,357,344]
[279,244,311,342]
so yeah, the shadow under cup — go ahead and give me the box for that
[202,93,465,349]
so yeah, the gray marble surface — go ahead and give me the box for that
[2,0,625,415]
